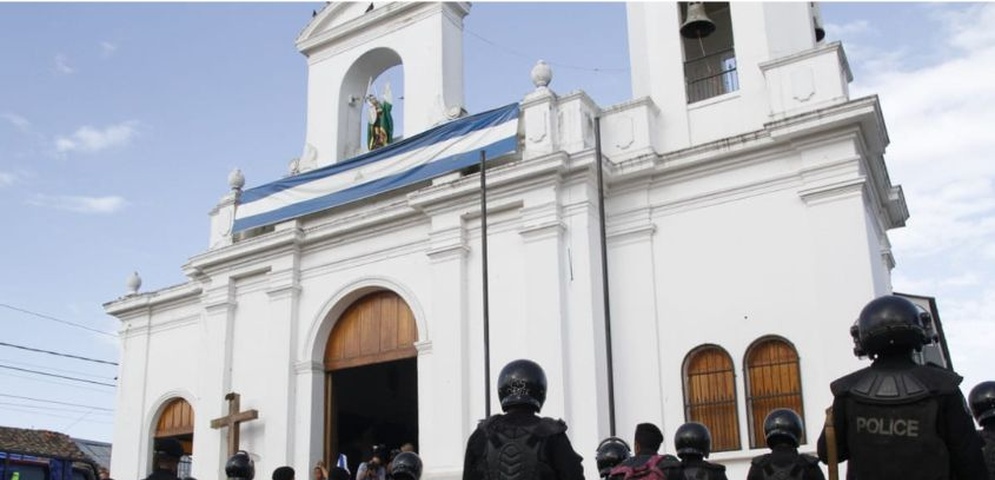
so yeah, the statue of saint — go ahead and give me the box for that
[366,82,394,151]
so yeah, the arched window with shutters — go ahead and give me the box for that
[683,345,740,452]
[744,336,804,449]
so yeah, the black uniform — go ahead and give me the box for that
[462,410,584,480]
[143,470,179,480]
[659,457,727,480]
[747,445,824,480]
[980,429,995,480]
[817,356,987,480]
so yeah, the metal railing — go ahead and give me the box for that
[685,47,739,103]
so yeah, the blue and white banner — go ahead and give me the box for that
[233,103,520,233]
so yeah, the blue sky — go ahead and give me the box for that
[1,2,993,444]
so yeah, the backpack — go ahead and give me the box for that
[608,455,669,480]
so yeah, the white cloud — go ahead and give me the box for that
[1,113,32,133]
[54,54,75,75]
[54,121,139,155]
[27,194,128,214]
[0,172,16,187]
[824,19,871,38]
[100,41,118,58]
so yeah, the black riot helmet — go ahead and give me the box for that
[853,295,931,357]
[763,408,804,448]
[225,451,255,480]
[969,381,995,427]
[674,422,712,459]
[389,452,423,480]
[595,437,632,477]
[497,359,548,412]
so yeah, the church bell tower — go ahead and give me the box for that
[627,2,848,151]
[295,2,469,169]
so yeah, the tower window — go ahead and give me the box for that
[680,2,738,103]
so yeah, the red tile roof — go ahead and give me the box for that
[0,426,94,463]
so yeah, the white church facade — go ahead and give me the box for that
[105,3,909,480]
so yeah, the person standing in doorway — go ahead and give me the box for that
[462,359,584,480]
[144,439,184,480]
[357,445,389,480]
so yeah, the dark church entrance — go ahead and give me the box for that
[331,358,418,475]
[323,290,419,475]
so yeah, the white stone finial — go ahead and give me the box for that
[531,60,552,89]
[228,168,245,191]
[126,271,142,295]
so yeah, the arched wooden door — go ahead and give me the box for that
[323,290,418,470]
[154,398,194,477]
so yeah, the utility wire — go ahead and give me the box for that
[0,401,112,416]
[0,393,114,412]
[0,364,115,387]
[0,302,116,337]
[0,341,118,366]
[0,370,116,394]
[465,28,629,73]
[0,405,112,424]
[0,357,117,381]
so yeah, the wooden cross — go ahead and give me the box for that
[210,392,259,457]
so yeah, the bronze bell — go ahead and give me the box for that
[680,2,716,39]
[812,2,826,42]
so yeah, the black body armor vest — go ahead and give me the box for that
[831,363,962,480]
[980,429,995,480]
[480,415,565,480]
[750,452,820,480]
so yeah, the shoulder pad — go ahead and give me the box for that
[702,461,725,471]
[846,369,931,403]
[799,453,820,466]
[915,364,963,392]
[750,454,770,467]
[534,417,568,437]
[830,367,872,396]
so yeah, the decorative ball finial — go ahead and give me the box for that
[531,60,552,89]
[126,271,142,295]
[228,168,245,191]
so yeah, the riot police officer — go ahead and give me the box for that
[817,295,987,479]
[390,452,423,480]
[969,381,995,479]
[226,451,255,480]
[596,437,631,478]
[747,409,824,480]
[462,359,584,480]
[661,422,727,480]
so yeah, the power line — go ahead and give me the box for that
[0,363,115,388]
[465,27,629,73]
[0,341,118,366]
[0,357,117,381]
[0,401,113,416]
[0,393,114,412]
[0,302,117,337]
[0,370,117,394]
[0,405,112,424]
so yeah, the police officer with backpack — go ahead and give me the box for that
[662,422,727,480]
[462,359,584,480]
[817,295,987,480]
[747,409,824,480]
[968,381,995,480]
